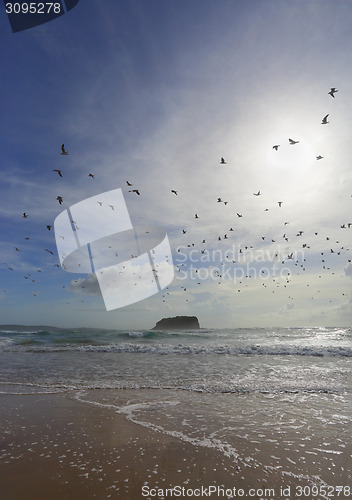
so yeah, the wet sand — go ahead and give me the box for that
[0,391,336,500]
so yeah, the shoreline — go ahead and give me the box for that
[0,390,318,500]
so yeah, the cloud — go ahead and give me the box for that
[344,263,352,278]
[69,274,101,296]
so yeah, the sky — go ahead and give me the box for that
[1,0,352,329]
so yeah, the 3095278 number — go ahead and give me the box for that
[5,3,62,14]
[296,485,351,497]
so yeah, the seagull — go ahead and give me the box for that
[289,138,299,145]
[57,196,63,205]
[129,189,140,195]
[60,144,68,155]
[236,213,243,218]
[253,191,261,196]
[46,225,52,231]
[217,198,223,203]
[53,169,63,177]
[45,249,54,255]
[220,157,227,164]
[194,214,199,218]
[321,114,329,124]
[328,87,338,98]
[272,145,280,151]
[171,190,178,195]
[22,212,28,218]
[316,155,324,160]
[88,173,95,178]
[278,201,283,207]
[126,181,132,186]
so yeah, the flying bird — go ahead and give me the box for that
[88,173,95,178]
[194,214,199,218]
[316,155,324,160]
[57,196,63,205]
[328,88,338,98]
[253,191,261,196]
[129,189,140,195]
[278,201,283,207]
[22,212,28,218]
[220,157,227,164]
[171,190,178,195]
[46,225,52,231]
[321,114,329,124]
[60,144,68,155]
[126,181,132,186]
[289,138,299,145]
[53,169,63,177]
[272,145,280,151]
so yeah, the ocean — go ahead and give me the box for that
[0,325,351,496]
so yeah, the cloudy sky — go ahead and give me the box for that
[1,0,352,329]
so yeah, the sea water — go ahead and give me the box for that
[0,326,351,493]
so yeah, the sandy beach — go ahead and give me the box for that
[0,390,319,500]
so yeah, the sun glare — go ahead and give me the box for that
[267,136,317,171]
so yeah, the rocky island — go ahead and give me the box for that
[151,316,200,330]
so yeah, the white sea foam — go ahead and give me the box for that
[3,342,350,358]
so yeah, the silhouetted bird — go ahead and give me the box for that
[220,157,227,164]
[126,181,132,186]
[53,169,63,177]
[57,196,63,205]
[88,173,95,178]
[129,189,140,195]
[321,114,329,124]
[272,145,280,150]
[60,144,68,155]
[328,88,338,98]
[253,191,261,196]
[316,155,324,160]
[289,138,299,145]
[171,190,178,195]
[22,212,28,218]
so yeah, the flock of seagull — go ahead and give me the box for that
[4,86,351,308]
[158,87,350,304]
